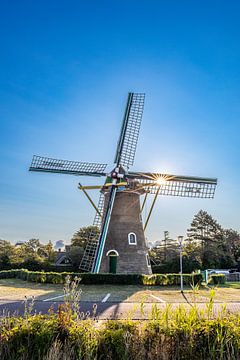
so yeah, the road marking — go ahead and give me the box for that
[102,293,111,302]
[43,294,65,302]
[150,294,166,303]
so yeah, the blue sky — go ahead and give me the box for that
[0,1,240,244]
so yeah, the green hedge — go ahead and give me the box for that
[208,274,226,285]
[0,269,202,286]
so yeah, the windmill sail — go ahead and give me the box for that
[29,155,107,177]
[114,93,145,168]
[127,172,217,199]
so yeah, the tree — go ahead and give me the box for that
[188,210,222,243]
[187,210,236,269]
[16,238,43,263]
[149,241,178,264]
[38,241,55,263]
[182,240,202,272]
[71,226,100,249]
[224,229,240,267]
[67,246,84,268]
[149,240,180,273]
[0,239,15,266]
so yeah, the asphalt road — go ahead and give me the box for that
[1,300,240,319]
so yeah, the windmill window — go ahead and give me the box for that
[128,232,137,245]
[106,249,119,256]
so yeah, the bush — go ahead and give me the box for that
[0,269,203,286]
[0,262,76,272]
[142,273,202,286]
[1,310,240,360]
[208,274,226,285]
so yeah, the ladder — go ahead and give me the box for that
[79,193,104,272]
[93,186,116,273]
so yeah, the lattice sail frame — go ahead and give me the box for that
[114,93,145,168]
[30,155,107,176]
[127,172,217,199]
[138,179,216,198]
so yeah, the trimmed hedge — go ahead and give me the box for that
[0,269,202,286]
[208,274,226,285]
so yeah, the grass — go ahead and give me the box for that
[221,281,240,289]
[1,277,240,359]
[0,279,63,300]
[1,281,240,360]
[1,278,240,303]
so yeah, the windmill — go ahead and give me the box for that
[29,92,217,274]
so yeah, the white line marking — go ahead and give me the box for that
[43,294,65,302]
[102,293,111,302]
[150,294,166,303]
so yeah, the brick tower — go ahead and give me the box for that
[99,187,152,274]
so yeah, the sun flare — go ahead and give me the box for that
[156,176,167,185]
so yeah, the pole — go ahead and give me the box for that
[180,244,183,292]
[164,231,169,262]
[78,183,102,218]
[178,236,184,292]
[140,191,148,213]
[143,187,160,231]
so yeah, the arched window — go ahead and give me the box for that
[128,232,137,245]
[106,249,119,256]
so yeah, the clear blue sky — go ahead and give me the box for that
[0,1,240,244]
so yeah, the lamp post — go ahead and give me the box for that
[178,236,184,292]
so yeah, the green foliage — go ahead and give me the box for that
[187,210,237,269]
[208,274,226,285]
[0,239,16,265]
[224,229,240,264]
[1,303,240,359]
[71,226,100,249]
[66,246,84,268]
[0,269,203,286]
[0,238,67,271]
[150,211,240,273]
[0,276,239,360]
[142,273,202,286]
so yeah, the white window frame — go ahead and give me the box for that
[128,232,137,245]
[106,249,119,256]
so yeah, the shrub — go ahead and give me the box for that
[208,274,226,285]
[0,269,203,286]
[1,310,240,359]
[0,262,76,272]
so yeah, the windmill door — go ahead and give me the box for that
[109,254,117,273]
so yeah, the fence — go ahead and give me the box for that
[226,272,240,282]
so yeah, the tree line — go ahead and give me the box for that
[0,238,56,270]
[1,212,239,273]
[0,226,99,271]
[150,210,240,273]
